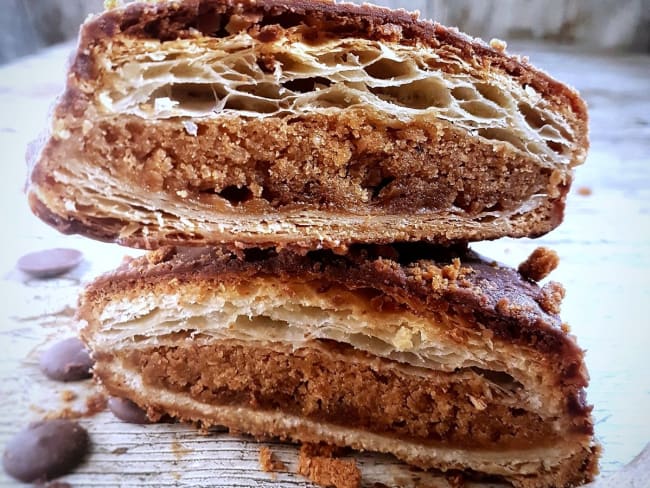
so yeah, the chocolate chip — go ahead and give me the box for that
[107,397,151,424]
[37,482,72,488]
[2,420,89,482]
[17,248,82,278]
[40,338,93,382]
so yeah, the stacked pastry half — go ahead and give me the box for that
[27,1,599,486]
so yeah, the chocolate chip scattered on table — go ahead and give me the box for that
[17,248,82,278]
[2,420,89,483]
[107,397,152,424]
[39,338,93,382]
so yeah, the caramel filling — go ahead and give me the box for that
[121,339,575,449]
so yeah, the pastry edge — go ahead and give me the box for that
[27,189,566,251]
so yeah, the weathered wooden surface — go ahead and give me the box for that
[0,41,649,486]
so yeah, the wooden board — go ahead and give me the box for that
[0,40,648,486]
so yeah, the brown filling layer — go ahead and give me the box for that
[74,110,553,216]
[122,339,580,449]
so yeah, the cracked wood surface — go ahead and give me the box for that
[0,41,648,486]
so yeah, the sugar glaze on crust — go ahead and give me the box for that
[27,0,588,251]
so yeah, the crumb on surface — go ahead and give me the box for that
[171,439,191,459]
[60,390,77,402]
[518,247,559,282]
[259,446,287,475]
[297,443,361,488]
[45,392,107,420]
[86,392,108,415]
[44,407,83,420]
[577,186,592,196]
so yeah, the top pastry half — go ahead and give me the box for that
[27,0,588,251]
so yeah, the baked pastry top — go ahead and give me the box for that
[80,244,599,487]
[27,0,588,250]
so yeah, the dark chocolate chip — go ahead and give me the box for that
[107,397,151,424]
[36,482,72,488]
[39,338,93,382]
[2,420,89,483]
[17,249,82,278]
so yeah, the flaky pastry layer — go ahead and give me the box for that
[27,0,588,250]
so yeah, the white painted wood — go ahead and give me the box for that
[0,41,649,486]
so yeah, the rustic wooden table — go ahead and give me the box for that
[0,41,648,487]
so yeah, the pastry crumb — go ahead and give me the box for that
[44,407,82,420]
[468,394,487,411]
[259,446,286,475]
[86,392,108,415]
[447,472,467,488]
[577,186,592,196]
[441,258,461,280]
[539,281,566,315]
[297,443,361,488]
[60,390,77,402]
[45,392,106,420]
[146,246,176,265]
[518,247,559,282]
[489,38,507,52]
[182,120,198,136]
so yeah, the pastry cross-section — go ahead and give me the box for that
[27,0,588,250]
[79,245,599,487]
